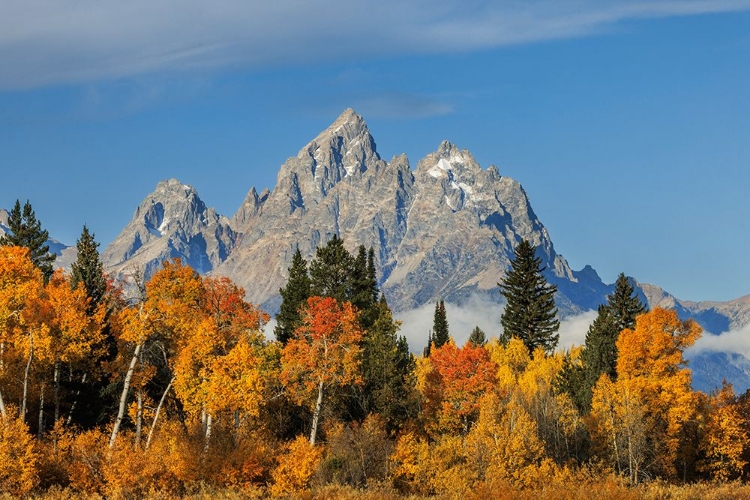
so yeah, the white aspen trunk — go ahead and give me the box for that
[38,383,45,440]
[53,362,60,423]
[309,380,324,446]
[109,341,143,449]
[135,389,143,449]
[204,414,213,453]
[21,332,33,421]
[0,389,6,420]
[145,376,174,451]
[65,372,87,426]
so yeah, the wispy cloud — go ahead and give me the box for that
[352,92,455,119]
[2,1,749,90]
[687,322,750,357]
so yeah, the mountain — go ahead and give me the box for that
[97,109,750,391]
[101,179,236,285]
[213,109,608,315]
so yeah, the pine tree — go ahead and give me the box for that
[423,331,433,357]
[351,245,379,329]
[468,326,487,347]
[432,300,450,348]
[309,235,356,303]
[0,200,55,281]
[499,239,559,354]
[275,248,311,344]
[607,273,647,333]
[560,273,647,412]
[70,225,107,314]
[361,295,417,431]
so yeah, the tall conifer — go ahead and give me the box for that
[499,239,559,354]
[432,300,450,348]
[275,248,311,344]
[70,225,107,314]
[559,273,647,412]
[309,235,355,303]
[1,199,56,281]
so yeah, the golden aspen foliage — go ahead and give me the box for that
[176,276,271,420]
[44,270,106,367]
[487,337,531,393]
[590,307,702,482]
[390,431,432,495]
[589,374,648,482]
[465,393,554,488]
[203,333,271,418]
[61,426,109,494]
[270,434,324,496]
[0,407,39,495]
[698,382,749,481]
[486,338,584,463]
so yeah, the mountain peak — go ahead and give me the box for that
[154,178,198,197]
[102,179,235,280]
[306,108,372,156]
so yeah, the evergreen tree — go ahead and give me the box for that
[70,225,107,314]
[1,199,55,281]
[555,352,588,413]
[468,326,487,347]
[432,300,450,348]
[499,239,559,354]
[69,225,118,428]
[309,235,356,303]
[423,330,433,357]
[361,295,417,431]
[275,248,311,344]
[559,273,647,412]
[351,245,379,329]
[607,273,647,333]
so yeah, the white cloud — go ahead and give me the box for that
[687,323,750,357]
[557,310,599,352]
[263,317,277,342]
[395,294,502,353]
[2,0,749,89]
[395,294,597,354]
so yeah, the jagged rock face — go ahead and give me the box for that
[102,179,236,283]
[98,109,750,342]
[215,109,606,314]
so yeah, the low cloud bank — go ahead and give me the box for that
[395,294,597,354]
[687,323,750,358]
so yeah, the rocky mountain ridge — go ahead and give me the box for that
[97,110,750,337]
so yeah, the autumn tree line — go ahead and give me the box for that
[1,200,750,498]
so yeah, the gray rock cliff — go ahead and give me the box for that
[101,179,236,285]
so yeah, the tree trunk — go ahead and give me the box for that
[109,341,143,449]
[309,380,324,446]
[53,362,60,423]
[21,332,33,421]
[38,383,45,440]
[0,388,6,420]
[204,414,213,453]
[145,376,175,451]
[66,372,87,426]
[135,389,143,449]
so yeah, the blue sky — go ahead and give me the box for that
[0,1,748,302]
